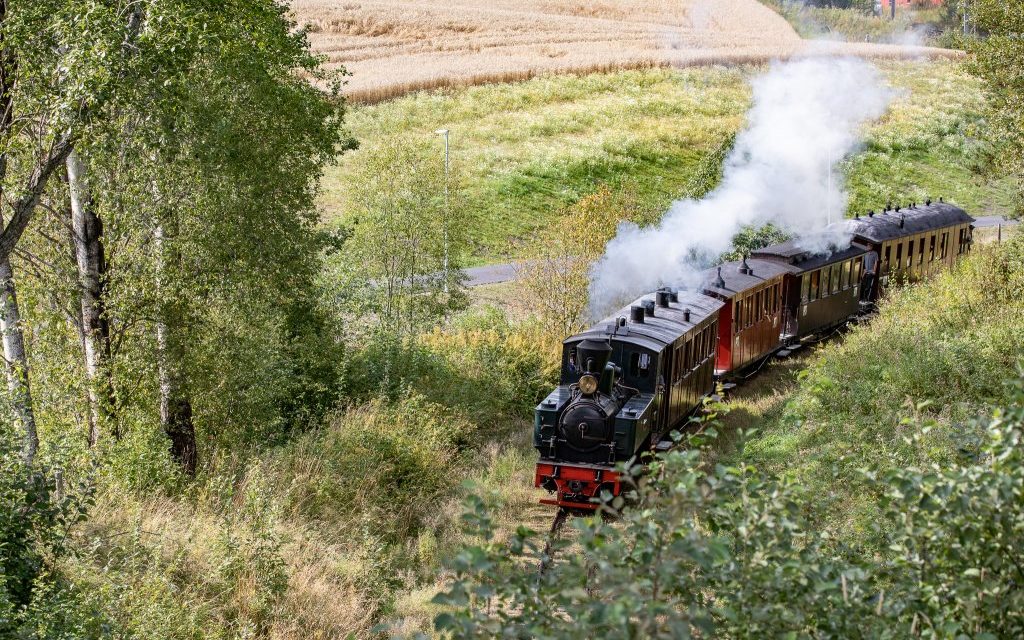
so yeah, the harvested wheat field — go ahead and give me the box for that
[292,0,961,103]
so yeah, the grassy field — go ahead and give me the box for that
[720,228,1024,546]
[323,58,1015,265]
[291,0,952,103]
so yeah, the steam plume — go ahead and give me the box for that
[587,57,893,317]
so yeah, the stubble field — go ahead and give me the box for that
[292,0,960,103]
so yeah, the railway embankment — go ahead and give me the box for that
[724,228,1024,546]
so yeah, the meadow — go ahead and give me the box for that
[323,58,1016,265]
[292,0,957,103]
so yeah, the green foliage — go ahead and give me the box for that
[0,429,99,638]
[432,376,1024,638]
[327,135,469,339]
[760,0,946,42]
[968,1,1024,213]
[874,388,1024,635]
[744,234,1024,540]
[720,223,791,263]
[276,393,477,541]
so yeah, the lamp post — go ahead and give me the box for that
[435,129,450,293]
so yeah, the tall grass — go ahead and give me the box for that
[740,230,1024,544]
[59,311,559,638]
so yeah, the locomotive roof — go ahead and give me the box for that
[567,289,723,352]
[847,202,974,243]
[751,236,868,271]
[700,257,798,299]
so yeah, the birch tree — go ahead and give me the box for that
[342,136,468,339]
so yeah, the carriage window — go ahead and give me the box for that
[629,352,650,378]
[929,235,936,262]
[801,275,810,303]
[810,270,820,300]
[918,238,925,265]
[831,264,841,294]
[822,266,831,298]
[841,260,851,290]
[895,243,903,271]
[755,291,763,322]
[940,232,948,259]
[906,241,913,268]
[853,257,863,284]
[883,245,891,272]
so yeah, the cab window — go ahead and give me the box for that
[629,352,650,378]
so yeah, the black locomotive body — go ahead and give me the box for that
[534,291,722,509]
[535,201,976,510]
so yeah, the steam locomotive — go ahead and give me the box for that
[534,201,975,510]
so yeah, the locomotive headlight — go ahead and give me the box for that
[578,374,598,395]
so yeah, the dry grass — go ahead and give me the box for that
[292,0,962,103]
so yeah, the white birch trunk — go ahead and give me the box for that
[154,222,196,474]
[67,149,116,445]
[0,254,36,460]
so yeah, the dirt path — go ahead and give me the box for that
[293,0,961,103]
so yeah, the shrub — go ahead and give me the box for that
[744,234,1024,540]
[0,430,99,638]
[431,374,1024,638]
[275,393,478,541]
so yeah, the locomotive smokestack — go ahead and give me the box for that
[576,339,612,375]
[714,266,726,289]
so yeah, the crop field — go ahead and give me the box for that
[322,59,1016,265]
[292,0,961,103]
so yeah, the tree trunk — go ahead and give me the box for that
[0,255,37,461]
[0,5,37,462]
[154,223,196,475]
[67,149,117,446]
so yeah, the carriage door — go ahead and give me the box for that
[781,274,801,341]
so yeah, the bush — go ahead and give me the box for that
[431,375,1024,638]
[744,234,1024,540]
[0,430,99,638]
[275,393,478,541]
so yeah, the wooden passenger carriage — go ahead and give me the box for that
[701,257,795,377]
[848,202,974,290]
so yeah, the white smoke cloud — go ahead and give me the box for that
[587,57,894,317]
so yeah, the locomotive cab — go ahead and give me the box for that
[534,290,722,510]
